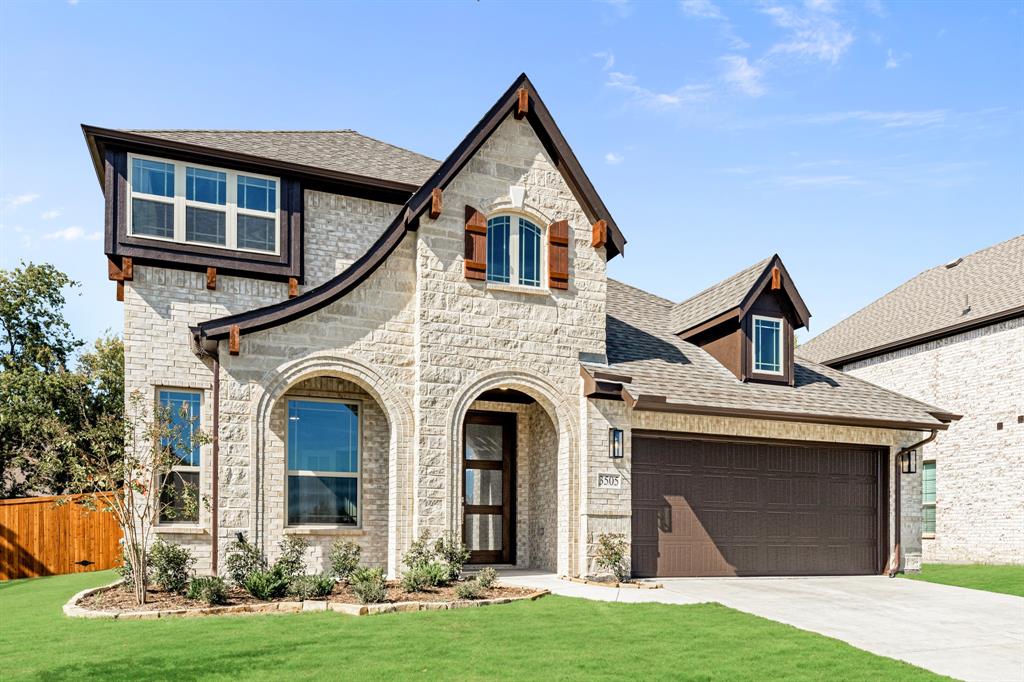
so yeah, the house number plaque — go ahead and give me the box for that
[597,473,621,489]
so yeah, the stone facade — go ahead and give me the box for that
[121,110,937,580]
[843,317,1024,564]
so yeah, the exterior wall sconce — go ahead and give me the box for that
[609,428,624,459]
[900,450,918,475]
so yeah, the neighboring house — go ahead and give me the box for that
[800,236,1024,565]
[83,74,957,579]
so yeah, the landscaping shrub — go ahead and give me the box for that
[423,561,451,587]
[399,566,432,593]
[455,580,484,600]
[434,532,471,583]
[225,536,266,586]
[349,567,387,604]
[274,536,309,582]
[595,533,630,582]
[149,539,195,594]
[116,544,147,585]
[328,540,361,582]
[186,576,228,606]
[476,567,499,589]
[243,567,290,601]
[289,574,335,600]
[402,533,435,571]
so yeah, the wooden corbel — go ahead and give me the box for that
[229,325,240,355]
[430,188,443,220]
[771,266,781,291]
[591,220,607,248]
[207,267,217,291]
[288,277,299,298]
[515,88,529,120]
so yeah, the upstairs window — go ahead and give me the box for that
[752,315,783,374]
[128,153,279,254]
[486,214,542,287]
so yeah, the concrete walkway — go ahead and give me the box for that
[500,571,1024,682]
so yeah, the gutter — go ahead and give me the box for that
[887,429,938,577]
[191,329,221,576]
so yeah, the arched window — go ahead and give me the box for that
[486,214,543,287]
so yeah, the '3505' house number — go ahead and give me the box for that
[597,473,621,489]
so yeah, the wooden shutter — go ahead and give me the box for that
[464,205,487,280]
[548,219,570,290]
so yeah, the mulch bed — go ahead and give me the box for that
[80,580,536,613]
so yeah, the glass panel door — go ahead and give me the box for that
[463,411,515,564]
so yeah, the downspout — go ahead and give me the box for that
[887,429,938,577]
[191,328,221,576]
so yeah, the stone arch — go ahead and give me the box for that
[446,368,580,576]
[250,352,413,576]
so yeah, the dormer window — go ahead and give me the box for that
[128,153,279,254]
[752,315,783,374]
[486,214,542,287]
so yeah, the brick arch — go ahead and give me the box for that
[250,352,413,576]
[446,368,580,576]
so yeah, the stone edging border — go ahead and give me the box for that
[562,576,664,590]
[63,581,549,620]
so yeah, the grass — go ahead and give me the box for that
[0,571,947,681]
[900,563,1024,597]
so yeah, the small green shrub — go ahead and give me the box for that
[402,533,435,571]
[476,567,499,589]
[455,580,483,600]
[225,536,266,586]
[289,573,335,600]
[186,576,228,606]
[149,539,195,594]
[595,533,630,582]
[273,536,309,582]
[243,567,290,601]
[399,566,432,593]
[328,540,361,582]
[349,567,387,604]
[434,532,471,583]
[423,561,451,587]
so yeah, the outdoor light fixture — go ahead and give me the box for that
[609,428,624,459]
[900,450,918,475]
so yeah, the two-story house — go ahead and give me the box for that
[84,74,958,579]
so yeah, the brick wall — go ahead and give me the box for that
[844,317,1024,564]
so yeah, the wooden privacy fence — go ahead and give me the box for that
[0,493,122,580]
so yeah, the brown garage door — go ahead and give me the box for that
[631,435,886,577]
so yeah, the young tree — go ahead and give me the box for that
[61,390,208,605]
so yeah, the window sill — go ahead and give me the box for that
[486,282,549,296]
[284,527,365,536]
[155,525,208,536]
[922,533,936,539]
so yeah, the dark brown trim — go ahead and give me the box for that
[83,125,419,202]
[580,367,627,401]
[815,305,1024,368]
[194,73,625,345]
[630,395,951,431]
[678,308,740,341]
[462,410,516,565]
[632,428,889,451]
[739,255,811,330]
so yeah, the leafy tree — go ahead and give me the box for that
[0,262,81,371]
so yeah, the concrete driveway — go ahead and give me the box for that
[501,571,1023,682]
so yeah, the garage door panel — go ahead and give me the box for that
[631,436,883,577]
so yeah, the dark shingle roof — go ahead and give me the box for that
[122,129,439,187]
[599,278,951,429]
[669,257,772,333]
[799,235,1024,365]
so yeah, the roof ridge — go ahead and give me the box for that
[608,277,674,307]
[125,128,358,133]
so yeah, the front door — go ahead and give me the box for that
[462,411,515,564]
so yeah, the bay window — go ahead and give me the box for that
[286,399,360,526]
[128,153,279,254]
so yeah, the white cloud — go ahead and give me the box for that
[604,152,625,165]
[41,209,61,220]
[3,193,40,209]
[67,0,79,5]
[42,226,101,241]
[720,55,765,96]
[762,3,854,65]
[680,0,723,19]
[606,71,713,109]
[865,0,887,17]
[775,174,862,187]
[797,109,947,128]
[885,48,909,69]
[593,51,616,71]
[599,0,633,19]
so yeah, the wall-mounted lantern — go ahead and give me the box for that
[609,428,624,459]
[899,450,918,475]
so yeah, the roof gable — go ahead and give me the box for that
[800,235,1024,366]
[193,73,625,346]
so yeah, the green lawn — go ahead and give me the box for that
[901,563,1024,597]
[0,571,946,681]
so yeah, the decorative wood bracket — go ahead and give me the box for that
[430,188,443,220]
[771,266,781,291]
[591,220,607,248]
[116,281,124,302]
[515,87,529,120]
[107,256,132,281]
[207,267,217,291]
[229,325,240,355]
[288,277,299,298]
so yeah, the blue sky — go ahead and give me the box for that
[1,0,1021,348]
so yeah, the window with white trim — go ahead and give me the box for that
[158,390,202,524]
[286,399,360,526]
[752,315,783,374]
[129,153,279,254]
[922,461,936,534]
[486,214,543,287]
